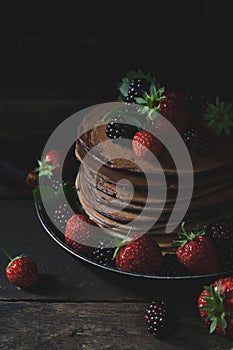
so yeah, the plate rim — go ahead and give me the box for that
[35,202,233,281]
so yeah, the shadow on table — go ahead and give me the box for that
[28,273,65,296]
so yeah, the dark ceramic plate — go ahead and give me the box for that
[35,202,233,281]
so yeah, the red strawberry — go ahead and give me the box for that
[65,214,97,257]
[132,130,163,159]
[45,150,62,168]
[24,171,38,195]
[34,149,62,179]
[175,222,220,275]
[198,277,233,338]
[0,247,38,288]
[136,84,188,134]
[6,255,38,288]
[115,234,162,275]
[158,91,188,134]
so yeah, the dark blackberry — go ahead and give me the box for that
[206,220,233,243]
[160,253,188,277]
[53,203,72,232]
[92,239,116,267]
[126,78,150,103]
[40,176,64,192]
[206,220,233,272]
[183,126,213,156]
[51,178,64,192]
[105,115,138,140]
[145,299,177,338]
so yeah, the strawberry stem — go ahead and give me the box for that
[0,246,12,261]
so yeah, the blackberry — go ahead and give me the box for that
[105,116,138,140]
[183,126,213,156]
[206,220,233,243]
[126,78,150,103]
[160,253,188,277]
[53,203,72,232]
[92,238,116,267]
[145,299,177,338]
[206,220,233,272]
[51,178,64,192]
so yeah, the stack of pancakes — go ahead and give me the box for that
[75,104,233,253]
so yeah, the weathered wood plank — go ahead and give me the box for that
[0,302,231,350]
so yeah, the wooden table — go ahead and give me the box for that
[0,99,233,349]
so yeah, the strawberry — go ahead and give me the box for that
[202,97,233,137]
[6,256,38,288]
[34,149,62,179]
[23,171,38,195]
[158,90,189,134]
[198,277,233,338]
[174,222,220,275]
[132,130,163,159]
[0,247,38,288]
[45,150,62,168]
[136,83,188,134]
[115,234,162,275]
[65,214,97,257]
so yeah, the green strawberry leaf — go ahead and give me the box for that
[209,317,218,334]
[202,97,233,136]
[218,314,227,331]
[135,97,147,105]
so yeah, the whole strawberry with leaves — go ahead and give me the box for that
[115,234,162,275]
[0,246,38,288]
[202,97,233,137]
[198,277,233,338]
[174,222,220,275]
[34,149,62,179]
[136,83,189,134]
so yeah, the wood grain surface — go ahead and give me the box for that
[0,302,232,350]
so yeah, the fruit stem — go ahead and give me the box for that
[0,246,12,261]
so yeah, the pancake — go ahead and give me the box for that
[75,103,233,252]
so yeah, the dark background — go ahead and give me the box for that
[0,1,232,185]
[1,1,233,100]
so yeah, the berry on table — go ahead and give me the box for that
[198,277,233,338]
[0,246,38,289]
[145,299,177,338]
[23,171,38,194]
[183,126,214,156]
